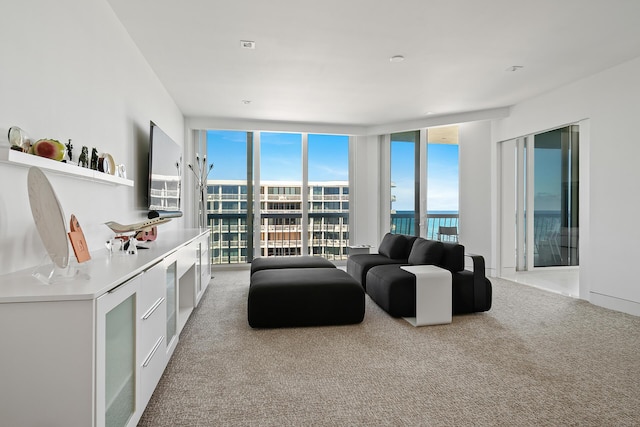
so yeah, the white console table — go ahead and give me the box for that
[400,265,452,326]
[0,228,210,427]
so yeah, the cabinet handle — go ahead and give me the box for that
[108,272,143,293]
[142,297,165,320]
[142,336,165,368]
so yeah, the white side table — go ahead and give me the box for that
[348,245,371,255]
[400,265,452,326]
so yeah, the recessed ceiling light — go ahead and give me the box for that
[242,100,251,105]
[390,55,405,63]
[240,40,256,49]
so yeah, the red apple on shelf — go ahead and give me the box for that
[30,139,65,161]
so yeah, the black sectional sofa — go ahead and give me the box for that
[347,233,492,317]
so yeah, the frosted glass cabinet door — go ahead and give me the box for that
[165,256,178,357]
[96,274,141,427]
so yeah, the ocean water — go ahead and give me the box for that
[391,211,459,238]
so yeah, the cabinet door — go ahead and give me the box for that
[164,254,179,358]
[197,233,211,303]
[96,274,141,427]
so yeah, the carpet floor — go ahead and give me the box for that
[138,270,640,426]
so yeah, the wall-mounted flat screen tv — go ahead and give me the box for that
[148,121,182,217]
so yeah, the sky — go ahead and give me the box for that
[207,130,459,211]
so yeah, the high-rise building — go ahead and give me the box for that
[207,180,349,264]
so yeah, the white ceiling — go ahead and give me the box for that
[106,0,640,127]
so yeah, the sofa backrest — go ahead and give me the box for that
[406,236,465,272]
[439,242,465,272]
[378,233,410,259]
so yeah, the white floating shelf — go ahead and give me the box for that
[0,147,134,187]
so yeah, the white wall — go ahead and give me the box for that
[458,121,495,274]
[350,135,382,249]
[493,56,640,316]
[0,0,184,275]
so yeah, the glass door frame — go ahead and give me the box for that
[500,124,580,274]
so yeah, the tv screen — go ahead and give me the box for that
[148,121,183,217]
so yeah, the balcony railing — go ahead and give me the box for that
[208,212,349,264]
[391,212,459,240]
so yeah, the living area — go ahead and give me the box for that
[2,1,640,426]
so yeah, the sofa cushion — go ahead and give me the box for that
[250,256,335,276]
[440,242,465,272]
[408,238,444,266]
[377,233,408,259]
[366,264,416,317]
[347,254,405,289]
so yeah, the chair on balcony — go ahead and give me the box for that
[437,226,458,242]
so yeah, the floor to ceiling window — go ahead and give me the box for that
[426,126,459,241]
[205,130,349,264]
[308,134,349,260]
[206,130,253,264]
[390,131,419,235]
[260,132,303,257]
[389,126,460,240]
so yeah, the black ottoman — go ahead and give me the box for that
[250,256,335,276]
[248,268,365,328]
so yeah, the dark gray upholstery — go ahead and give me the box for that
[348,234,492,318]
[377,233,408,259]
[250,256,335,276]
[347,234,417,290]
[365,264,416,317]
[407,238,444,265]
[248,268,365,328]
[346,254,406,290]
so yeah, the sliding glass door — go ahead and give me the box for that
[500,125,579,272]
[533,126,579,267]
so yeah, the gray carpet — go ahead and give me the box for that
[138,270,640,426]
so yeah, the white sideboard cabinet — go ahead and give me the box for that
[0,229,210,427]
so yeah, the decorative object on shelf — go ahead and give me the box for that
[90,147,98,170]
[105,217,170,254]
[27,166,86,284]
[105,237,123,254]
[124,236,139,255]
[188,153,214,229]
[104,217,171,235]
[27,167,70,269]
[98,153,115,175]
[117,163,126,178]
[79,146,89,167]
[68,214,91,263]
[135,226,158,241]
[8,126,31,152]
[30,138,65,161]
[65,139,73,163]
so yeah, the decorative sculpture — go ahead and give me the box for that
[90,148,99,170]
[65,139,73,163]
[79,146,89,168]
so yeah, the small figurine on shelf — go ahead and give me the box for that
[65,139,73,163]
[79,146,89,168]
[90,148,99,170]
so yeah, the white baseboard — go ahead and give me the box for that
[590,292,640,317]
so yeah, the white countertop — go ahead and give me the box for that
[0,229,207,303]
